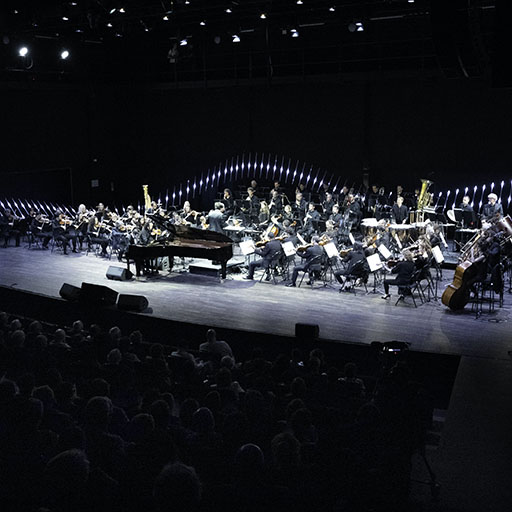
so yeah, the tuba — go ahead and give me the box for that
[416,179,433,222]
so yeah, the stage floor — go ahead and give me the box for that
[0,246,511,360]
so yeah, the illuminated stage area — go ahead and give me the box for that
[1,246,510,361]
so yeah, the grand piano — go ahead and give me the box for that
[125,221,233,279]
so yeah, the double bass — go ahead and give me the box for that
[441,230,487,311]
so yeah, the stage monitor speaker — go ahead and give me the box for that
[295,323,319,340]
[59,283,81,302]
[81,282,118,306]
[106,266,133,281]
[117,294,149,312]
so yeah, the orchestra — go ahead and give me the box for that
[1,177,511,312]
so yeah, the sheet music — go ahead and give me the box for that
[282,241,296,257]
[378,244,392,260]
[366,253,384,272]
[239,240,256,255]
[323,242,338,259]
[431,245,444,264]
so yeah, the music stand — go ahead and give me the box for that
[366,253,384,294]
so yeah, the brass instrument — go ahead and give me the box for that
[339,247,353,258]
[416,179,433,222]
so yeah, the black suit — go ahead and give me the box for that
[247,239,282,279]
[290,244,323,285]
[391,204,409,224]
[482,202,503,221]
[334,249,367,283]
[384,260,416,294]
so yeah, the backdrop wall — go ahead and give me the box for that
[1,78,511,207]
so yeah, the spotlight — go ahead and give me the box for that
[200,20,206,26]
[226,8,232,13]
[329,7,336,12]
[18,46,29,57]
[260,13,267,19]
[109,8,116,14]
[163,15,169,21]
[180,38,188,46]
[119,7,125,13]
[291,29,299,38]
[60,49,70,60]
[62,16,69,21]
[107,22,113,27]
[348,22,364,33]
[232,34,240,43]
[297,0,303,4]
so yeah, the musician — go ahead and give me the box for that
[367,185,380,216]
[292,192,307,222]
[243,187,260,225]
[75,204,90,249]
[269,181,282,200]
[147,200,161,215]
[181,201,199,226]
[319,182,331,203]
[95,203,106,221]
[329,204,343,228]
[269,190,283,216]
[31,211,52,249]
[460,195,476,227]
[111,221,131,261]
[482,193,503,221]
[334,242,368,287]
[258,201,271,227]
[391,196,409,225]
[208,202,226,234]
[339,186,350,208]
[86,215,109,256]
[0,208,21,247]
[345,194,361,229]
[222,188,234,217]
[298,203,321,240]
[322,220,338,242]
[282,204,294,224]
[286,235,323,287]
[53,211,78,254]
[245,232,282,280]
[391,185,405,205]
[321,192,335,219]
[381,250,416,299]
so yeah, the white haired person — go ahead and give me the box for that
[482,193,503,221]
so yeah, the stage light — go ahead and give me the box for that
[329,7,336,12]
[291,29,299,38]
[464,186,468,194]
[60,49,70,59]
[110,8,116,14]
[349,21,364,32]
[185,1,190,4]
[232,34,240,43]
[297,1,303,4]
[408,0,415,3]
[490,182,495,191]
[119,7,125,13]
[200,20,206,26]
[163,15,169,21]
[226,8,232,13]
[180,38,188,46]
[62,16,69,21]
[107,22,113,27]
[18,46,29,57]
[260,13,266,19]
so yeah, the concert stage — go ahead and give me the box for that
[0,246,511,361]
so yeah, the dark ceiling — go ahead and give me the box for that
[0,0,497,85]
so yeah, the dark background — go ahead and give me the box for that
[1,77,511,208]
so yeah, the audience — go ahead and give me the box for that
[0,312,431,512]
